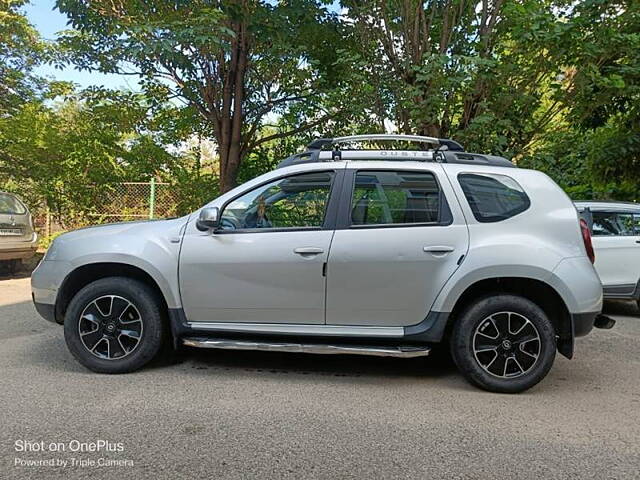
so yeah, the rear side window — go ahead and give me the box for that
[351,171,441,226]
[591,212,637,236]
[0,193,27,215]
[458,173,530,223]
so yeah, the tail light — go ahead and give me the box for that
[580,218,595,264]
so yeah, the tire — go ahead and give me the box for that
[64,277,165,373]
[450,294,556,393]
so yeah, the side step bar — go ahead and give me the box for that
[182,337,430,358]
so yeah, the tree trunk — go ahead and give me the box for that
[215,8,248,194]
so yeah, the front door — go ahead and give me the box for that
[591,210,640,293]
[179,170,339,324]
[325,168,469,327]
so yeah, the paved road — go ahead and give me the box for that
[1,276,639,479]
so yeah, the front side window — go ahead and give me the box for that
[458,173,530,223]
[351,170,441,226]
[220,172,334,231]
[592,212,636,236]
[0,193,27,215]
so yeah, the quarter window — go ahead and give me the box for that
[458,173,530,222]
[220,172,334,231]
[591,212,636,236]
[351,171,441,226]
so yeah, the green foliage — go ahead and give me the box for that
[0,91,182,224]
[0,0,47,115]
[39,230,65,250]
[2,0,640,223]
[55,0,347,191]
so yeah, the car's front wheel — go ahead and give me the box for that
[64,277,165,373]
[450,294,556,393]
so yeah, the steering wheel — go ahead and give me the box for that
[220,216,241,230]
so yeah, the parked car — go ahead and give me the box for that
[576,201,640,309]
[0,192,38,271]
[32,134,613,393]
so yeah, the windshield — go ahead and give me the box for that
[0,193,27,215]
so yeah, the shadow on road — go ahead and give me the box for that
[0,253,43,280]
[172,343,458,381]
[7,283,636,383]
[15,318,458,382]
[603,299,639,317]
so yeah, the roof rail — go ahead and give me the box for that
[276,134,513,169]
[306,134,464,151]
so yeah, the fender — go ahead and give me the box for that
[430,264,559,314]
[63,253,182,308]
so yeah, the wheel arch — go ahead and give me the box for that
[445,276,573,358]
[54,262,173,325]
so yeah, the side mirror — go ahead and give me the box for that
[196,207,220,231]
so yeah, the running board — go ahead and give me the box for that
[182,337,430,358]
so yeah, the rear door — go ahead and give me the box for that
[325,166,469,327]
[591,210,640,294]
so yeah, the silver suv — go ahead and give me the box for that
[32,135,612,393]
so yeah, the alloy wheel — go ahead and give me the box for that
[472,311,541,378]
[78,295,144,360]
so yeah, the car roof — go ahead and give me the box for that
[574,200,640,212]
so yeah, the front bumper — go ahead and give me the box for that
[31,259,72,324]
[32,295,57,323]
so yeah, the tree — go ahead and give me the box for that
[519,0,640,200]
[338,1,593,158]
[57,0,344,192]
[0,90,180,223]
[0,0,47,116]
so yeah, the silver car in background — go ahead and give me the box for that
[0,192,38,271]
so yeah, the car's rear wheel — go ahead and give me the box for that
[64,277,165,373]
[450,294,556,393]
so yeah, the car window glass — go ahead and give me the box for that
[220,172,333,231]
[458,173,530,222]
[592,212,635,236]
[0,193,26,215]
[351,171,440,226]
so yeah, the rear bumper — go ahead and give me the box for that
[0,234,38,260]
[572,311,598,337]
[0,246,37,260]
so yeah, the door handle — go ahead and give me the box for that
[636,240,640,244]
[294,247,324,256]
[423,246,455,254]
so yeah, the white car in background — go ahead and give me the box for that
[576,201,640,309]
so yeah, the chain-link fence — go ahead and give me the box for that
[35,180,181,239]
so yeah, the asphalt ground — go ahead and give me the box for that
[1,273,639,479]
